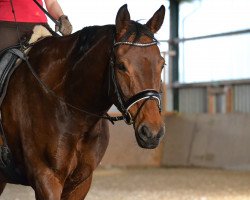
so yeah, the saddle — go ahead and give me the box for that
[0,25,52,182]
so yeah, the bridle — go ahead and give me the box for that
[109,40,162,125]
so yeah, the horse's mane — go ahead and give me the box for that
[71,25,114,60]
[75,21,157,53]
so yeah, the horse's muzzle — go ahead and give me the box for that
[136,124,165,149]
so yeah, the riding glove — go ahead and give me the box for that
[55,15,73,36]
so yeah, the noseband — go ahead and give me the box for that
[109,40,162,125]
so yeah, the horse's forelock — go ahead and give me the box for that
[119,21,157,43]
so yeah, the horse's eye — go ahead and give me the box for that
[117,63,126,71]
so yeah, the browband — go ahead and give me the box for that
[114,41,157,47]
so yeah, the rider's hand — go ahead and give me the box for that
[55,15,72,36]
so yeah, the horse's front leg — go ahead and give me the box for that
[61,174,93,200]
[32,168,63,200]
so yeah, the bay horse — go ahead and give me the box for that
[0,4,165,199]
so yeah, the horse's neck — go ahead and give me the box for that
[64,28,114,115]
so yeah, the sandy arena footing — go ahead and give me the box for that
[0,168,249,200]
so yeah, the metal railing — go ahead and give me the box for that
[159,28,250,113]
[160,28,250,44]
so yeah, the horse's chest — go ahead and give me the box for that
[56,138,97,177]
[50,121,109,185]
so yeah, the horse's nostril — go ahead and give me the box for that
[156,127,165,139]
[139,125,152,141]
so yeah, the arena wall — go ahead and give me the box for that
[101,113,250,171]
[162,113,250,170]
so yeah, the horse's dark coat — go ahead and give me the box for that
[0,4,165,199]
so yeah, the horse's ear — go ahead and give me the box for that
[146,5,165,33]
[115,4,130,37]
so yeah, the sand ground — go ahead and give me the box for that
[0,167,249,200]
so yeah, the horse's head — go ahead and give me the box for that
[112,5,166,149]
